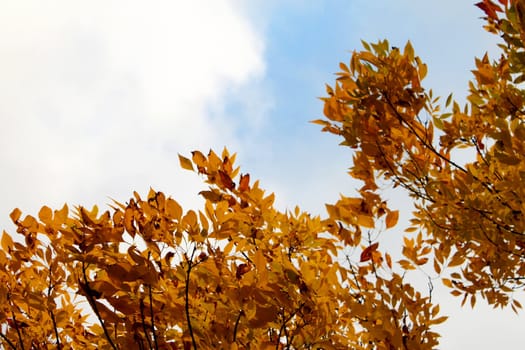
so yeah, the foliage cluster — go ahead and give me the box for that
[1,0,523,349]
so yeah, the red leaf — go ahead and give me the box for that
[475,0,502,20]
[360,242,379,262]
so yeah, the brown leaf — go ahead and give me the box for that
[219,170,235,190]
[360,242,379,262]
[239,173,250,192]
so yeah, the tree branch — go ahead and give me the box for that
[140,298,153,350]
[232,310,243,342]
[47,268,61,348]
[9,304,25,350]
[0,331,18,350]
[81,262,118,350]
[185,247,198,350]
[148,284,159,350]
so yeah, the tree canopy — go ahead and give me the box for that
[0,0,523,349]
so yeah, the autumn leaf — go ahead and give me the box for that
[178,154,194,171]
[9,208,21,223]
[239,173,250,192]
[385,210,399,228]
[219,170,235,190]
[475,0,503,20]
[360,242,379,262]
[2,5,521,349]
[1,231,13,252]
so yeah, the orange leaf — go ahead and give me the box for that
[1,231,13,252]
[357,214,375,228]
[385,252,393,269]
[239,173,250,192]
[385,210,399,228]
[9,208,22,223]
[38,206,53,224]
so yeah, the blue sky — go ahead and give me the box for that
[0,1,520,348]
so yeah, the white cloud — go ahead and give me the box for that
[0,0,265,226]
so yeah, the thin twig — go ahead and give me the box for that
[0,331,18,350]
[140,298,153,350]
[185,247,198,350]
[385,94,517,219]
[232,310,243,342]
[148,284,159,350]
[47,268,61,348]
[81,262,118,350]
[9,308,25,350]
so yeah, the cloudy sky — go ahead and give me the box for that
[0,1,520,348]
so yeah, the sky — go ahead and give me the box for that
[0,1,520,348]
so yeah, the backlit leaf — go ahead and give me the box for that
[385,210,399,228]
[178,154,194,171]
[360,242,379,262]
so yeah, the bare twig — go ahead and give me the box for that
[232,310,243,342]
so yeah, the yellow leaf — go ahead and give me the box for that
[398,259,415,270]
[183,210,198,228]
[223,240,235,256]
[178,154,194,171]
[442,278,453,288]
[38,206,53,224]
[385,210,399,228]
[9,208,22,223]
[191,150,207,168]
[54,204,69,224]
[433,259,442,274]
[432,316,448,325]
[448,252,465,267]
[385,253,393,269]
[357,215,375,228]
[1,231,13,252]
[166,198,182,220]
[416,257,428,265]
[254,249,268,284]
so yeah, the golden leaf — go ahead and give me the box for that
[9,208,21,223]
[38,206,53,224]
[385,210,399,229]
[1,231,13,252]
[178,154,194,171]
